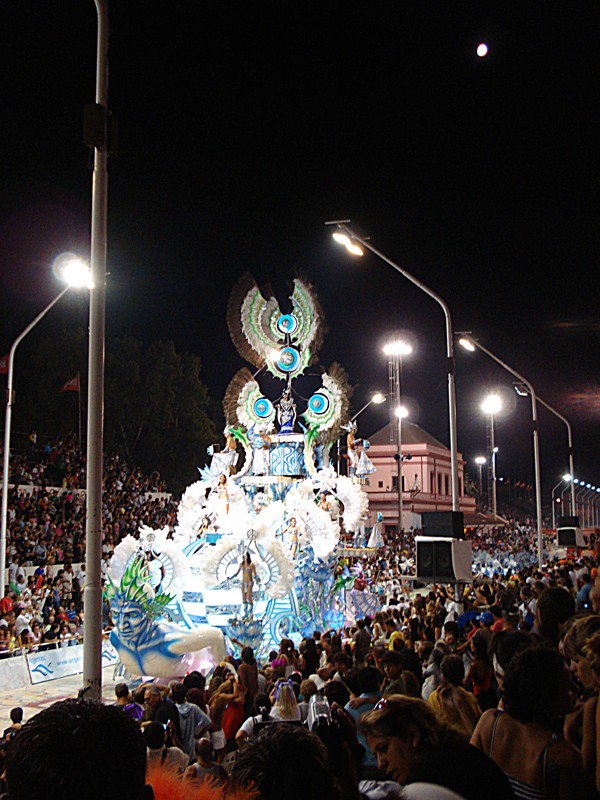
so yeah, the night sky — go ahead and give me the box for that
[2,2,599,499]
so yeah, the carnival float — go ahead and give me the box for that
[107,274,378,677]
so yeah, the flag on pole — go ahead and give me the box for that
[0,354,8,374]
[61,373,81,392]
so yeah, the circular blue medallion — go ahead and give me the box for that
[254,397,274,418]
[276,314,299,335]
[308,392,330,415]
[277,346,301,373]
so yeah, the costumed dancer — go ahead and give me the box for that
[353,510,369,548]
[355,439,376,477]
[367,512,385,548]
[216,473,229,516]
[343,421,361,476]
[277,385,296,434]
[283,516,301,559]
[251,426,272,476]
[233,552,257,618]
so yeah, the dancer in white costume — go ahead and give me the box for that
[367,513,385,548]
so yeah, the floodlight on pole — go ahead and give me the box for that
[327,220,460,512]
[458,334,544,568]
[0,256,91,592]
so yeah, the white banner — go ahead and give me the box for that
[0,654,30,689]
[27,640,120,684]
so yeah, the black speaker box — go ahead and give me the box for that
[557,527,585,547]
[415,537,472,582]
[421,511,465,539]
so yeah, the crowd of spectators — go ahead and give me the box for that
[3,558,600,798]
[1,434,176,656]
[3,439,600,797]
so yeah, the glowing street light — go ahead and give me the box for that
[328,221,460,513]
[0,256,91,593]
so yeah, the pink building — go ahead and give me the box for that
[362,421,476,532]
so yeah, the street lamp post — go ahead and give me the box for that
[459,335,544,568]
[0,258,90,592]
[328,222,460,512]
[0,255,90,595]
[474,456,486,509]
[481,394,502,521]
[82,0,109,702]
[383,341,412,534]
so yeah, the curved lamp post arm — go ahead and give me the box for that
[331,223,460,512]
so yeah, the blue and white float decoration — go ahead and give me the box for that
[108,273,378,664]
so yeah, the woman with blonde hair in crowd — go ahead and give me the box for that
[269,679,302,721]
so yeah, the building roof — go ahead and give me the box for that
[366,421,448,451]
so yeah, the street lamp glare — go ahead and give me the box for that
[563,473,572,482]
[475,456,486,465]
[383,341,413,357]
[458,338,476,352]
[53,253,93,289]
[395,405,409,419]
[331,231,364,257]
[371,392,386,405]
[481,394,502,416]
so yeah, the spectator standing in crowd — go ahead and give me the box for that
[170,681,211,759]
[183,737,227,786]
[143,720,189,775]
[472,646,586,798]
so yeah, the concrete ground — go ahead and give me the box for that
[1,665,120,727]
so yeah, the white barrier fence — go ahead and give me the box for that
[0,639,119,688]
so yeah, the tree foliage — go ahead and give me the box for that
[11,329,217,494]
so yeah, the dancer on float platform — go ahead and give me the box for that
[234,552,258,617]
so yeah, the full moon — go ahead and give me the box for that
[477,43,489,58]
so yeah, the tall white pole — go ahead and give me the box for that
[332,224,460,512]
[0,287,71,590]
[82,0,109,702]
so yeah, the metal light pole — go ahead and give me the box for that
[328,222,460,512]
[474,456,486,510]
[383,342,411,534]
[514,384,576,515]
[459,336,544,568]
[481,394,501,521]
[82,0,109,702]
